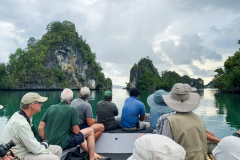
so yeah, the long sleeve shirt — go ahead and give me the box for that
[0,112,51,156]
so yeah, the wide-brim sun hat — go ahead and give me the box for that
[147,90,174,114]
[127,134,186,160]
[162,83,200,112]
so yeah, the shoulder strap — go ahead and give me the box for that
[18,110,44,142]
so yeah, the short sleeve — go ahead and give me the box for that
[113,103,119,116]
[41,109,48,123]
[140,103,145,116]
[71,108,80,126]
[162,119,173,140]
[85,105,93,118]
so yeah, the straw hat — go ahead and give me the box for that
[162,83,200,112]
[147,90,174,114]
[128,134,186,160]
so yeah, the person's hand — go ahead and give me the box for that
[206,130,215,137]
[1,154,15,160]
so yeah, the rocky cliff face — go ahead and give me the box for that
[17,46,101,90]
[190,78,204,89]
[129,57,160,89]
[53,46,96,89]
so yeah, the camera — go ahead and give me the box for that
[0,140,16,157]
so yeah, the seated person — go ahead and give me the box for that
[147,89,174,130]
[212,135,240,159]
[96,91,121,130]
[162,83,207,160]
[0,92,62,160]
[70,87,104,142]
[128,134,186,160]
[38,88,103,160]
[121,88,150,130]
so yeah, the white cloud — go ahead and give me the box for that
[1,0,240,86]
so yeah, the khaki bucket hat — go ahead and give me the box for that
[162,83,200,112]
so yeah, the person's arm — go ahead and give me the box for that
[113,104,118,116]
[139,115,145,121]
[16,123,51,154]
[139,103,146,121]
[206,129,215,136]
[85,105,95,126]
[38,121,46,140]
[87,118,96,126]
[162,119,173,140]
[207,132,221,143]
[72,125,80,134]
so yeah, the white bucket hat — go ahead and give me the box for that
[162,83,200,112]
[128,134,186,160]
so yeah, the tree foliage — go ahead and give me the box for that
[127,57,203,90]
[214,51,240,92]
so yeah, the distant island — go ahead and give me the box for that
[0,21,111,90]
[126,57,204,90]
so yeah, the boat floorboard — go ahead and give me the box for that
[100,153,131,160]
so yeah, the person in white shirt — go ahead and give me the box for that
[0,92,62,160]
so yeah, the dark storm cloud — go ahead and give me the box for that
[160,33,222,65]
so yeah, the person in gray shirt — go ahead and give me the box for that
[70,87,104,142]
[97,91,121,130]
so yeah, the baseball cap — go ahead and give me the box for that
[104,91,112,98]
[21,92,48,105]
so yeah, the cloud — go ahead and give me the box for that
[160,33,222,65]
[0,0,240,85]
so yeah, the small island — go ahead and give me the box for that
[0,21,112,90]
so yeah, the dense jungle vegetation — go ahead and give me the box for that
[0,21,111,89]
[127,57,203,90]
[214,43,240,92]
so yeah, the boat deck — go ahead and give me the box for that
[100,153,131,160]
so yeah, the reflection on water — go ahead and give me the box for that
[0,88,239,138]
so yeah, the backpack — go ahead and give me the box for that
[64,147,89,160]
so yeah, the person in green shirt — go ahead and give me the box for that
[38,88,102,160]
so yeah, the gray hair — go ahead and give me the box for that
[80,87,90,98]
[61,88,73,103]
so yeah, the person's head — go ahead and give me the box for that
[80,87,90,98]
[130,88,140,98]
[20,92,48,114]
[147,90,174,114]
[162,83,200,112]
[128,134,186,160]
[104,91,112,101]
[61,88,73,104]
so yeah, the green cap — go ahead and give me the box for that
[104,91,112,98]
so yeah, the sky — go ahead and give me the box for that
[1,0,240,87]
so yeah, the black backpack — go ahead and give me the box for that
[64,147,89,160]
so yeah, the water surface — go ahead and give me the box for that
[0,88,239,138]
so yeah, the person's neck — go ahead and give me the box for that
[22,109,34,119]
[80,97,87,101]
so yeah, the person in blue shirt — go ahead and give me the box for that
[121,88,150,130]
